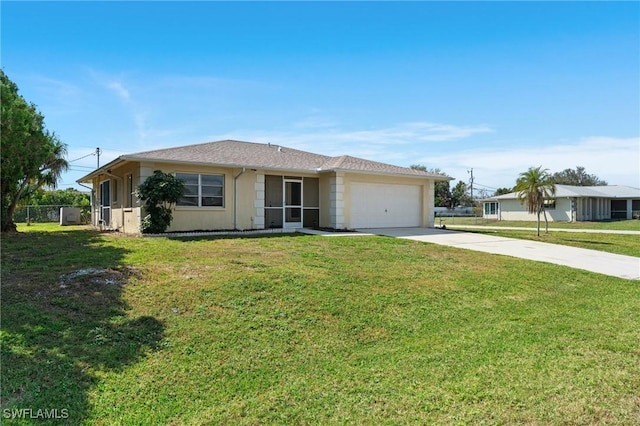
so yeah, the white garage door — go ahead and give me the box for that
[350,182,421,228]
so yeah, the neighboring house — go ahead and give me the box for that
[483,184,640,222]
[78,140,449,234]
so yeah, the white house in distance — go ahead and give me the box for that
[78,140,449,234]
[483,185,640,222]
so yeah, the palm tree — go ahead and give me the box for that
[514,166,556,236]
[2,134,68,232]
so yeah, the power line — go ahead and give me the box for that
[68,165,95,170]
[68,152,96,163]
[474,183,499,191]
[68,147,101,167]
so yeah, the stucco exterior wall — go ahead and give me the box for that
[90,161,142,233]
[316,174,330,228]
[88,161,439,233]
[492,197,626,222]
[424,179,436,228]
[164,163,237,232]
[496,198,572,222]
[330,173,345,229]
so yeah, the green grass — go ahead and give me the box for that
[439,217,640,231]
[457,229,640,258]
[2,224,639,425]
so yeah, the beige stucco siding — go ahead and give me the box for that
[90,161,142,233]
[318,174,333,228]
[87,160,439,233]
[164,163,236,232]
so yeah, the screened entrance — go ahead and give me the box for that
[264,175,319,228]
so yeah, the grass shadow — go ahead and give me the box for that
[564,239,614,246]
[165,231,312,243]
[1,228,165,424]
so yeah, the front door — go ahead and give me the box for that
[284,179,302,228]
[100,180,111,226]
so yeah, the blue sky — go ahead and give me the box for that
[3,1,639,194]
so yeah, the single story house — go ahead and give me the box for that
[483,184,640,222]
[78,140,449,234]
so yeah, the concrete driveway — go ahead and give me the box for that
[359,227,640,280]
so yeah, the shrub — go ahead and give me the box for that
[134,171,184,234]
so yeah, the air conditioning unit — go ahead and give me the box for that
[60,207,82,225]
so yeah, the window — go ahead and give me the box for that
[125,174,134,208]
[611,199,627,219]
[484,202,497,215]
[176,173,224,207]
[544,200,556,210]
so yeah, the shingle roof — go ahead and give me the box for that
[119,140,445,179]
[319,155,436,176]
[492,184,640,200]
[125,140,330,171]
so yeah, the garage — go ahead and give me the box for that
[350,182,421,228]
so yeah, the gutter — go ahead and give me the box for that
[77,157,127,183]
[233,167,246,230]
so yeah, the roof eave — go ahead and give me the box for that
[123,155,327,175]
[76,157,128,183]
[77,154,455,183]
[319,168,451,180]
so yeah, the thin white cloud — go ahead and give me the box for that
[155,75,272,91]
[421,136,640,190]
[215,121,492,157]
[22,74,86,116]
[107,81,130,102]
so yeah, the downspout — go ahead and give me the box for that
[234,167,246,230]
[104,171,124,232]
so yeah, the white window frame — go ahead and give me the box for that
[484,202,497,215]
[176,173,225,208]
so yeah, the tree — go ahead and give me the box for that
[410,165,451,207]
[552,166,607,186]
[134,170,184,234]
[451,181,472,208]
[1,70,69,232]
[494,187,513,196]
[24,188,90,207]
[514,166,556,236]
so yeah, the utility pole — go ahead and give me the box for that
[467,168,474,201]
[96,147,101,168]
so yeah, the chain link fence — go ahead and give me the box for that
[14,205,92,224]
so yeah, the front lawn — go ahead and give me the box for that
[2,224,639,425]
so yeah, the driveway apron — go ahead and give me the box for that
[359,228,640,280]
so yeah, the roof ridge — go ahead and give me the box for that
[126,139,262,157]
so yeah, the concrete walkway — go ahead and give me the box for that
[445,224,640,235]
[358,227,640,280]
